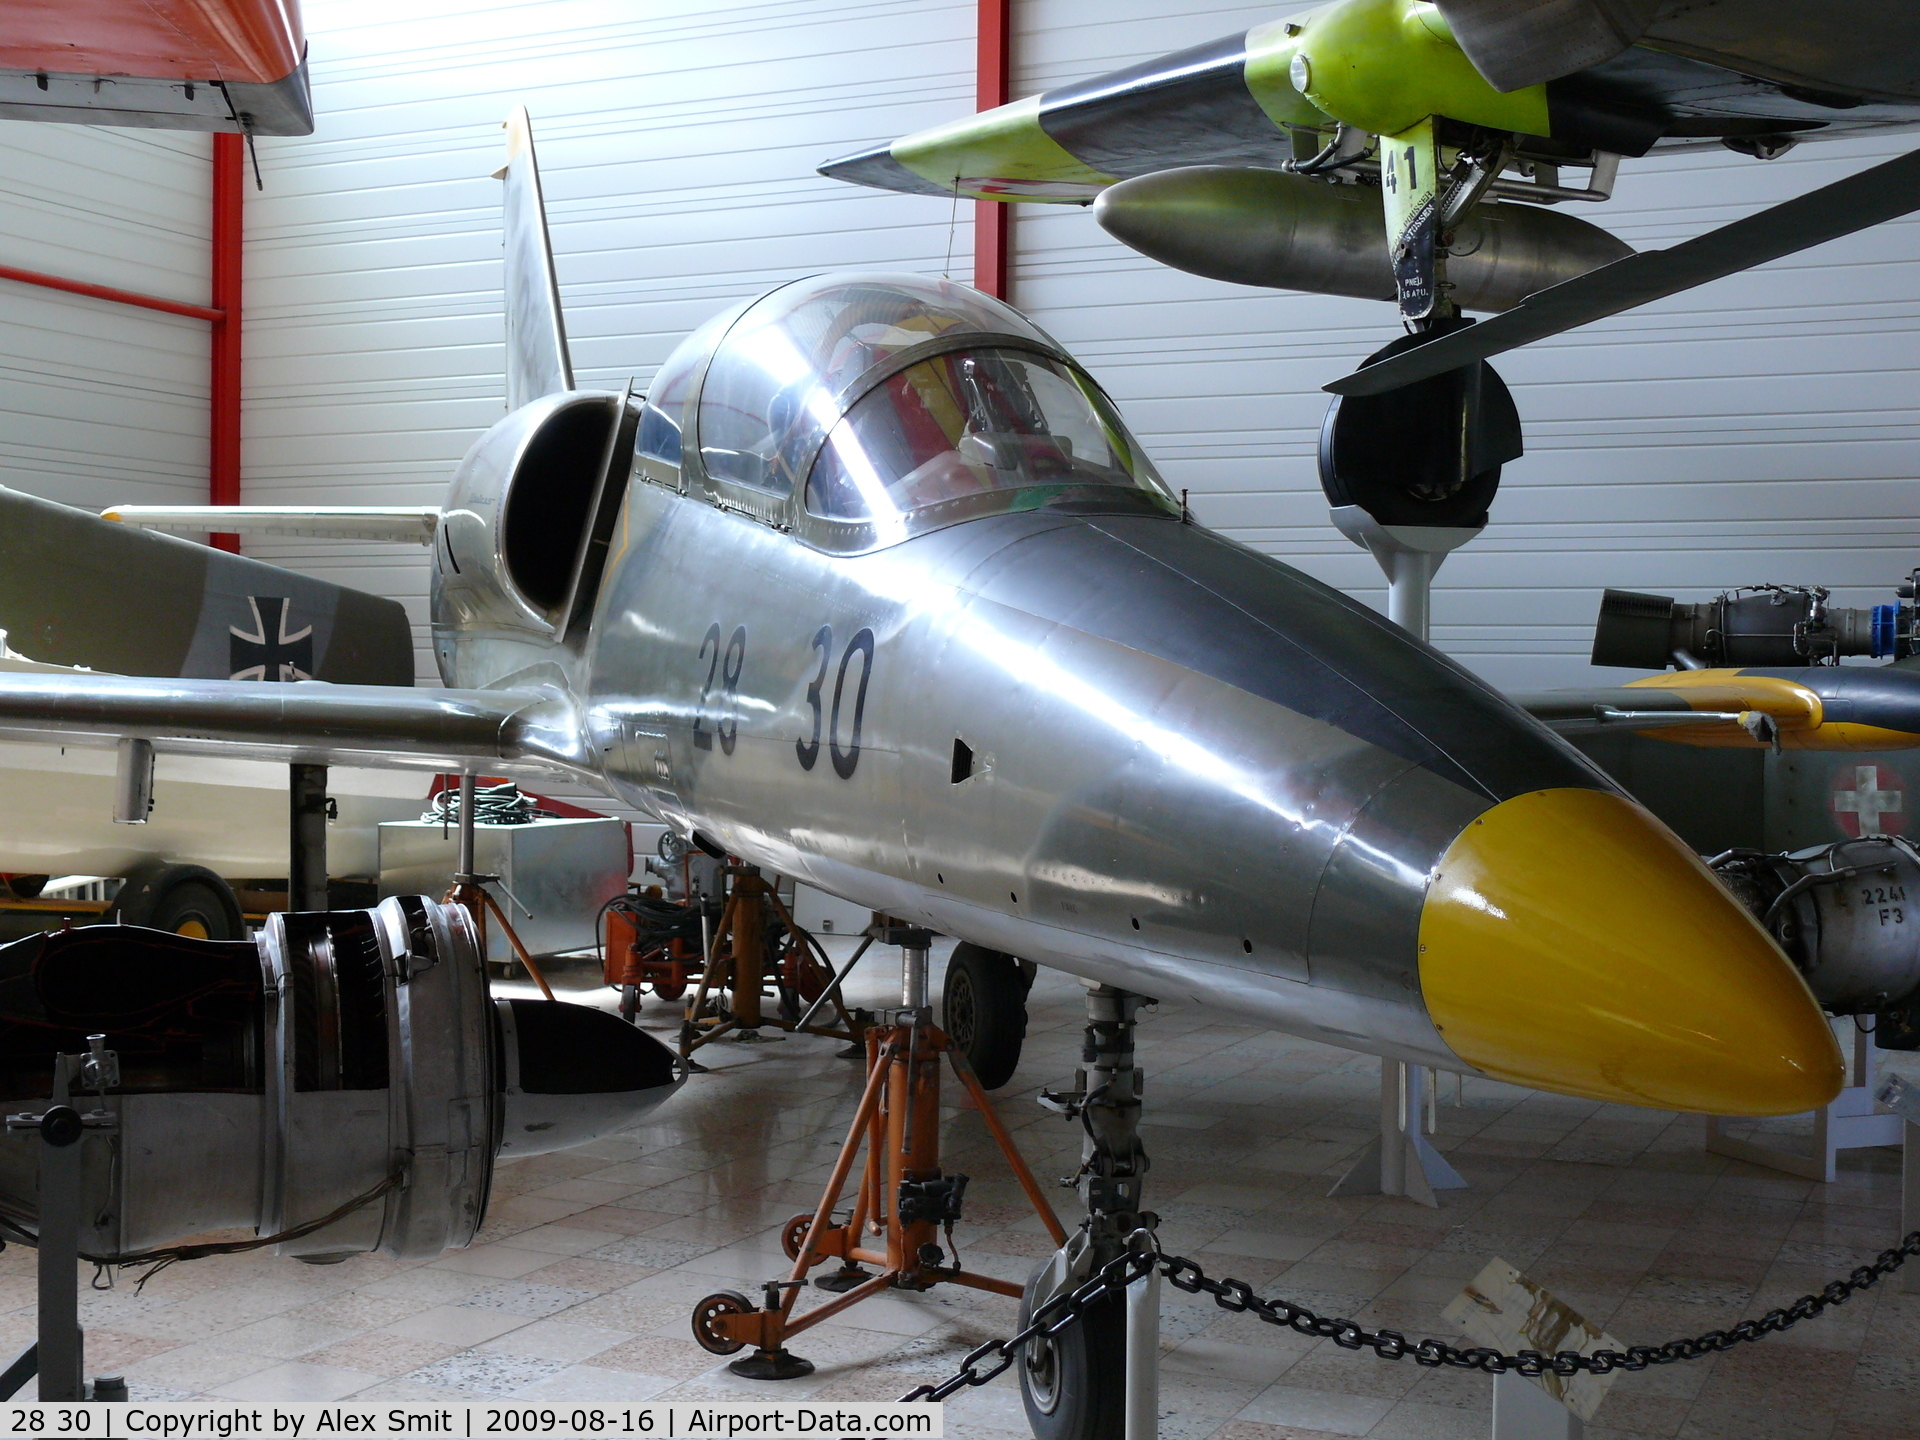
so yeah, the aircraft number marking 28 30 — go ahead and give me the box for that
[692,623,746,756]
[795,625,876,779]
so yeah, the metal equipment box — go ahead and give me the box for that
[377,818,629,963]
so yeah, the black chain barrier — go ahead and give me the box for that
[901,1228,1920,1402]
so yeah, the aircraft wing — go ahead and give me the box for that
[821,2,1920,205]
[0,672,593,779]
[102,505,441,545]
[1516,666,1920,750]
[820,32,1307,201]
[1436,0,1920,102]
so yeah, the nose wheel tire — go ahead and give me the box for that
[1019,1280,1125,1440]
[942,942,1029,1089]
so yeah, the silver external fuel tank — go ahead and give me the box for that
[1092,165,1632,312]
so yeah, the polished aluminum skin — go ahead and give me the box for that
[432,273,1611,1073]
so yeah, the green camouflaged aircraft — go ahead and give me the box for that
[823,0,1920,393]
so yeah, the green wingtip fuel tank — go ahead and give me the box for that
[1093,165,1631,311]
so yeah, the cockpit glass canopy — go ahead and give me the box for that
[805,349,1170,529]
[635,272,1175,543]
[695,273,1062,497]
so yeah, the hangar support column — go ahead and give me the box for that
[975,0,1011,300]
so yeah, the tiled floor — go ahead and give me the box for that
[38,942,1920,1438]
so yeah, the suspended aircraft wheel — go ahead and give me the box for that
[690,1290,753,1355]
[1019,1274,1125,1440]
[942,943,1030,1089]
[780,1213,829,1268]
[113,861,246,941]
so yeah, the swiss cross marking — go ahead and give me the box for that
[1832,763,1906,838]
[229,596,313,682]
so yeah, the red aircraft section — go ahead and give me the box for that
[0,0,311,134]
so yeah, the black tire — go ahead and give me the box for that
[942,942,1029,1089]
[1019,1275,1125,1440]
[112,862,245,941]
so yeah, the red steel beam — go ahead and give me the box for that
[0,263,221,322]
[974,0,1011,299]
[209,131,244,552]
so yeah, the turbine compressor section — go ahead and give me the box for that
[0,896,681,1264]
[1714,840,1920,1047]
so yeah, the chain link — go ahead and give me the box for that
[903,1228,1920,1400]
[899,1248,1155,1402]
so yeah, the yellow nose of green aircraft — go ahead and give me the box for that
[1421,788,1844,1115]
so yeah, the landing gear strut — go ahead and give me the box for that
[1023,985,1153,1440]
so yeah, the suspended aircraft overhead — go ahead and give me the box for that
[819,0,1920,391]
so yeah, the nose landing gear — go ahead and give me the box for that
[1022,984,1154,1440]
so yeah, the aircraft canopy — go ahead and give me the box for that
[636,273,1174,545]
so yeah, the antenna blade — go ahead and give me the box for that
[499,105,575,410]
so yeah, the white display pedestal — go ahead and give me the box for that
[1331,1060,1467,1206]
[1327,508,1479,1207]
[1706,1018,1903,1182]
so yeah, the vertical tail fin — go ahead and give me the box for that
[496,106,575,410]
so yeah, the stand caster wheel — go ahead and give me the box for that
[690,1289,752,1355]
[780,1214,829,1268]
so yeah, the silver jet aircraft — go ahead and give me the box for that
[4,110,1841,1122]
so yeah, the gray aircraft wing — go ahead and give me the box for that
[0,672,592,780]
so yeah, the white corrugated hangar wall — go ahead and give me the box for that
[0,0,1914,699]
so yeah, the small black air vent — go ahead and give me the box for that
[951,738,974,784]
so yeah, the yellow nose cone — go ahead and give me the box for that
[1420,788,1842,1115]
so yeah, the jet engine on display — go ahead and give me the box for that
[0,896,680,1261]
[1593,584,1918,671]
[1710,840,1920,1042]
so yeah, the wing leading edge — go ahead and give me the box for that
[0,672,592,778]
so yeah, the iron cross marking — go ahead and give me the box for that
[230,596,314,681]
